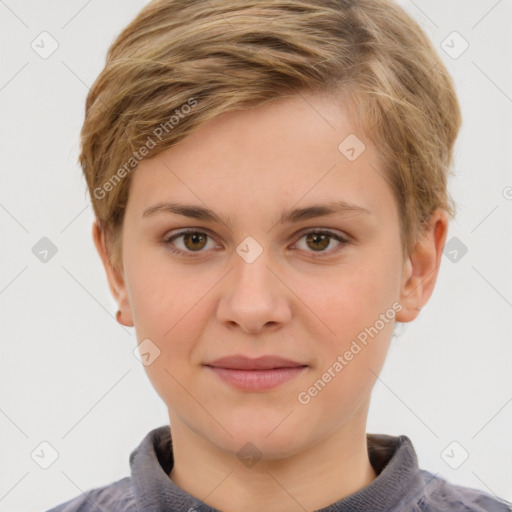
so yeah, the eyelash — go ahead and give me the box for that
[163,228,350,259]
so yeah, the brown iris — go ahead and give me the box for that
[183,232,208,251]
[305,232,330,251]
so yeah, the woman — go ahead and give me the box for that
[48,0,511,510]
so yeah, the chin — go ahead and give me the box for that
[215,415,310,459]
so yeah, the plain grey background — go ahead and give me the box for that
[0,1,511,510]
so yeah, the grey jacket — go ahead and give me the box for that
[47,425,512,512]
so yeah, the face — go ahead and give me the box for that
[96,92,444,460]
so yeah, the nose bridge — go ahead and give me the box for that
[232,235,277,296]
[216,235,290,332]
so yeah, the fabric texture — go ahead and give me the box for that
[47,425,512,512]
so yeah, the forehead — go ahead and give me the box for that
[126,92,395,225]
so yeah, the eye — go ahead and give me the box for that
[163,228,349,259]
[293,229,349,258]
[163,229,219,257]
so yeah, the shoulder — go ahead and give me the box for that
[417,470,512,512]
[45,476,136,512]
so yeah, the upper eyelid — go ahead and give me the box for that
[164,227,218,243]
[165,226,347,239]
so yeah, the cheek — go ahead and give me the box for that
[296,250,400,396]
[125,256,210,402]
[125,244,208,337]
[299,258,400,340]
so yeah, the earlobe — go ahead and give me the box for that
[395,209,449,323]
[92,220,134,327]
[115,309,132,327]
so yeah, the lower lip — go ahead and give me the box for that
[205,366,307,391]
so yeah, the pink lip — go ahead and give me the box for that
[206,354,305,370]
[203,355,308,391]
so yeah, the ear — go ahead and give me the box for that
[92,220,134,327]
[395,208,449,323]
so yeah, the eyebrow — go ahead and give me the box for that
[142,200,371,226]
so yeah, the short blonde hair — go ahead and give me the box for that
[80,0,462,270]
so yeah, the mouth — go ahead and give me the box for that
[203,355,308,391]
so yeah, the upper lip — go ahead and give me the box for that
[204,355,307,370]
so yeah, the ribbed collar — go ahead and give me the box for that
[129,425,428,512]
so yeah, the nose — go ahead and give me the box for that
[216,246,292,334]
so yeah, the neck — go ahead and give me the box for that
[168,407,377,511]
